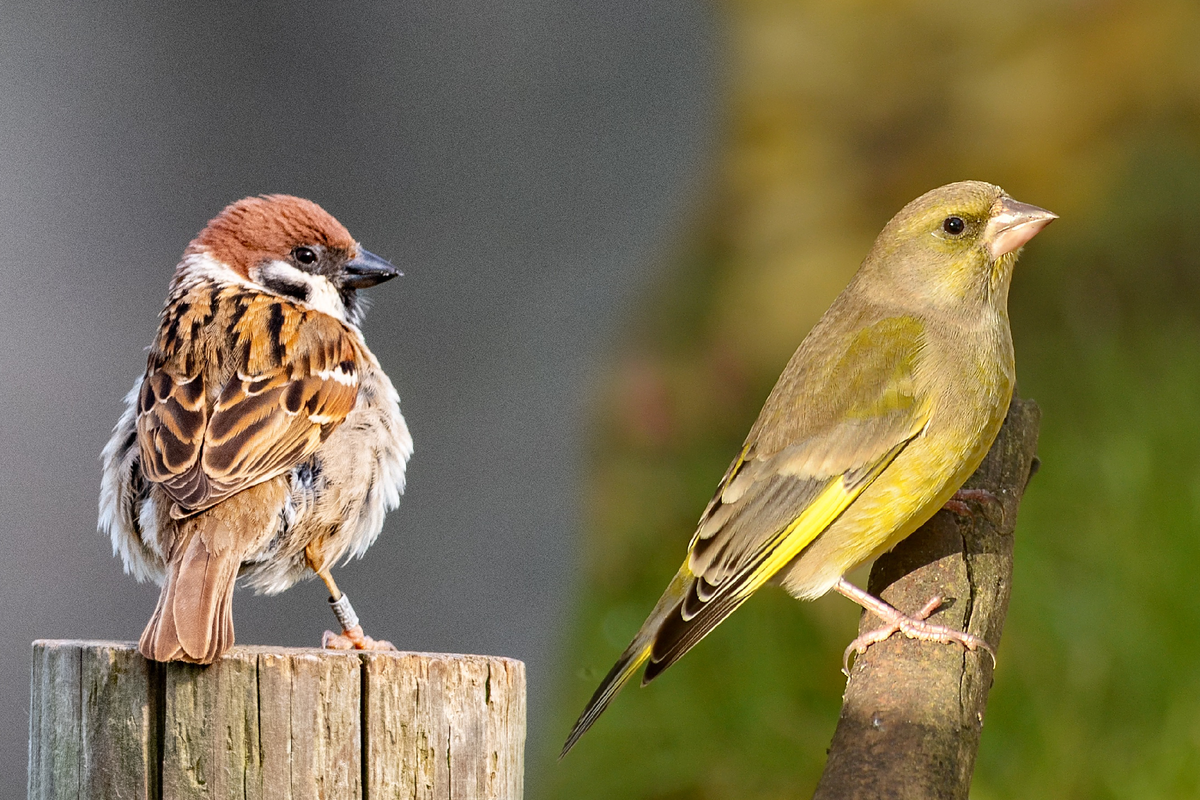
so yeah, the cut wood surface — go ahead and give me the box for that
[813,396,1041,800]
[28,642,525,800]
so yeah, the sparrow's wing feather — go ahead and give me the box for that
[137,370,208,505]
[138,296,362,514]
[201,364,357,496]
[644,314,931,679]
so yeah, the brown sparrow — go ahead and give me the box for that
[99,195,413,664]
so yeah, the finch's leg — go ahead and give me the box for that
[835,578,995,675]
[943,487,1003,522]
[306,544,396,652]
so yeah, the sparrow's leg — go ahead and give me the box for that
[305,544,396,652]
[835,577,995,675]
[942,487,1003,522]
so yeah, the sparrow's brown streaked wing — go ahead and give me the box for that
[137,305,362,515]
[137,368,208,506]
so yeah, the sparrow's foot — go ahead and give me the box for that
[322,625,397,652]
[835,578,995,675]
[320,590,396,651]
[943,487,1003,522]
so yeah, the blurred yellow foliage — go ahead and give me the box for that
[544,2,1200,799]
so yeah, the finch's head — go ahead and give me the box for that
[861,180,1056,310]
[177,194,400,325]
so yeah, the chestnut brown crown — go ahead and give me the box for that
[187,195,356,278]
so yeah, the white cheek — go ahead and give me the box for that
[176,250,255,290]
[254,260,347,322]
[304,276,348,322]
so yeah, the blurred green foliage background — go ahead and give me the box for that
[538,1,1200,798]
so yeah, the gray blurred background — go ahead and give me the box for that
[0,3,714,793]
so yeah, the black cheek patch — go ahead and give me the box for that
[261,273,311,305]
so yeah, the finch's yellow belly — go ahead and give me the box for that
[777,386,1010,601]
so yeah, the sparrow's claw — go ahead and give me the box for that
[321,624,397,652]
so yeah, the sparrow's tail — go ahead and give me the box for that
[139,512,241,665]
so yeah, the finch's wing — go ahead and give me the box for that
[561,315,930,755]
[646,314,931,678]
[137,298,361,516]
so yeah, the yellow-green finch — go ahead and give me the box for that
[562,181,1055,756]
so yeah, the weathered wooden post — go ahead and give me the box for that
[29,643,525,800]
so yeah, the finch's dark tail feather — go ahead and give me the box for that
[560,637,653,759]
[641,590,752,684]
[561,570,698,757]
[139,514,240,665]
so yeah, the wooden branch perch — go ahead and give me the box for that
[28,643,525,800]
[813,396,1041,800]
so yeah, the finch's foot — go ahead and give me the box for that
[943,487,1003,522]
[835,578,995,675]
[322,624,397,652]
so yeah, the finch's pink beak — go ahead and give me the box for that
[985,197,1057,259]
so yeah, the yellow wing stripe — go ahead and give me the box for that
[728,443,752,480]
[617,643,653,683]
[729,439,910,601]
[731,479,854,599]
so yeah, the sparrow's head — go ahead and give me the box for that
[179,194,399,325]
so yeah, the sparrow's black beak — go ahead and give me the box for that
[343,248,401,289]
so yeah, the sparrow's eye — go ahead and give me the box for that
[942,216,965,235]
[293,246,318,266]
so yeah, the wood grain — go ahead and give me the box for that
[28,643,525,800]
[360,652,526,800]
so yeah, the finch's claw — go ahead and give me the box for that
[321,624,397,652]
[943,488,1004,525]
[841,592,995,676]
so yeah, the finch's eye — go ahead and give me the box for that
[942,216,965,235]
[293,246,318,265]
